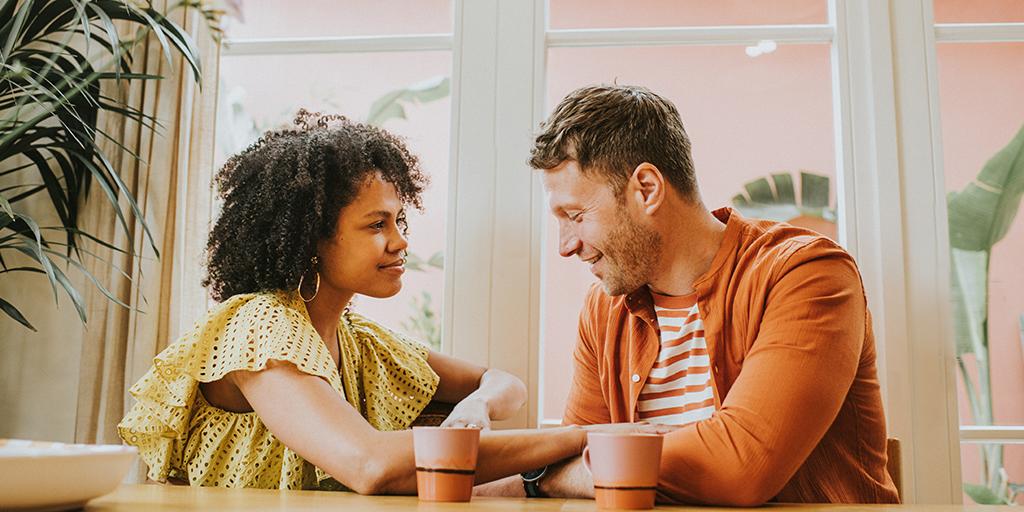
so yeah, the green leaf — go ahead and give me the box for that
[801,170,831,209]
[772,173,795,204]
[367,76,450,126]
[0,296,36,331]
[426,251,444,269]
[963,483,1009,505]
[948,124,1024,251]
[0,192,13,218]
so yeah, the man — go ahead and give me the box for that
[476,85,899,505]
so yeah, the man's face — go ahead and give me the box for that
[542,161,661,296]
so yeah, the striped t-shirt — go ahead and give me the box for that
[636,290,716,425]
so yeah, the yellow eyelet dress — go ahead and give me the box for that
[117,291,439,489]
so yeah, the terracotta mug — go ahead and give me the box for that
[412,426,481,502]
[583,432,664,509]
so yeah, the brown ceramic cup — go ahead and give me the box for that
[583,432,664,509]
[412,426,481,502]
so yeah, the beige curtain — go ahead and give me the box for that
[74,5,220,446]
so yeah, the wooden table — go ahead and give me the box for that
[84,484,1008,511]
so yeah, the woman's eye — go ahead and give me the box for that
[371,221,385,230]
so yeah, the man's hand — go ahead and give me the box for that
[441,397,491,429]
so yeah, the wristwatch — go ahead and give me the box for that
[521,466,548,498]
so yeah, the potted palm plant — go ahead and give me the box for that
[0,0,216,330]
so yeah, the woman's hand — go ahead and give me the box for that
[441,397,491,429]
[427,351,528,424]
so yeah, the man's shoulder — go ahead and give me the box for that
[734,216,856,280]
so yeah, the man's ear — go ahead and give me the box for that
[628,162,666,215]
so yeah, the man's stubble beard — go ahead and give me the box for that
[598,209,661,296]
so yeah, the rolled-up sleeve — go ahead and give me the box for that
[657,242,866,506]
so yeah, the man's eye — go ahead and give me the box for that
[371,221,385,230]
[569,212,583,222]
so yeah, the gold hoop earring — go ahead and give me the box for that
[298,256,320,302]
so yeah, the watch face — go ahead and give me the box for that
[522,468,545,481]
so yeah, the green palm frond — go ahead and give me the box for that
[0,0,217,329]
[731,170,836,222]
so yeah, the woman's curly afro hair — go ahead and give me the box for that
[203,109,428,302]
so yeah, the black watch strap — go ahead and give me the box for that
[521,466,548,498]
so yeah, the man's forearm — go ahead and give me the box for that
[540,456,593,499]
[473,456,593,498]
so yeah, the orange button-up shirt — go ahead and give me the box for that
[563,208,899,506]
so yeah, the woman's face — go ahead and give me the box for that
[317,172,409,299]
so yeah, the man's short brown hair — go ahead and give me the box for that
[529,84,697,200]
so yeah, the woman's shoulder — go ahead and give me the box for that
[195,290,310,334]
[155,290,337,385]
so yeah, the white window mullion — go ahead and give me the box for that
[888,0,963,503]
[960,426,1024,444]
[446,0,542,429]
[832,0,936,502]
[935,22,1024,43]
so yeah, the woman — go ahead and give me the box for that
[118,111,584,492]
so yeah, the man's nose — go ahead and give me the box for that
[558,221,581,258]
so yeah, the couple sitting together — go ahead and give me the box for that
[118,85,900,505]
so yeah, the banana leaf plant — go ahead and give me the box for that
[948,124,1024,505]
[0,0,215,330]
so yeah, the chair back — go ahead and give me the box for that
[886,437,902,501]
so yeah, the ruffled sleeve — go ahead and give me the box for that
[117,292,343,482]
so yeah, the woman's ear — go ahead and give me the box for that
[629,162,666,216]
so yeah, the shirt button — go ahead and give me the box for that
[631,374,641,383]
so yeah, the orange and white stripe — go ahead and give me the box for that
[636,291,716,426]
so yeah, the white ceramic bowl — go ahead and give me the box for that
[0,439,137,511]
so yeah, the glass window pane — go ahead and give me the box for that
[549,0,827,30]
[937,42,1024,428]
[934,0,1024,24]
[223,0,452,40]
[541,44,836,422]
[960,443,1024,505]
[215,51,452,350]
